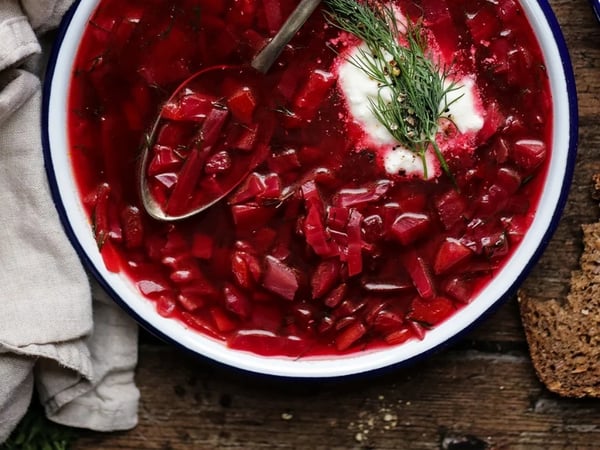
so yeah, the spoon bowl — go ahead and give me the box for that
[139,0,322,221]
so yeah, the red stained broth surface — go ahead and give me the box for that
[68,0,552,357]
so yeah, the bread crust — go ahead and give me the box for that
[518,178,600,398]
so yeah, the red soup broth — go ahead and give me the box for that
[68,0,551,357]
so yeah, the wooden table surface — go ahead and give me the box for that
[73,1,600,449]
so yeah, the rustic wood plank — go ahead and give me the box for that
[73,340,600,450]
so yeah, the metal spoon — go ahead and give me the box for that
[139,0,322,221]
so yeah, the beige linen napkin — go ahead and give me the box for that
[0,0,139,441]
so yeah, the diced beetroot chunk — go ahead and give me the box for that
[210,307,237,332]
[155,121,194,148]
[408,320,427,340]
[200,107,230,148]
[156,295,177,317]
[229,172,267,204]
[479,103,506,144]
[231,203,277,230]
[335,320,367,351]
[191,233,214,259]
[462,219,510,258]
[466,7,501,42]
[260,173,282,199]
[250,227,277,253]
[241,29,267,54]
[262,255,299,301]
[420,0,458,61]
[276,60,305,100]
[476,184,509,216]
[181,312,223,341]
[512,139,547,170]
[161,228,191,259]
[390,212,431,245]
[224,282,252,319]
[327,206,350,231]
[268,148,301,174]
[501,214,531,245]
[407,297,455,326]
[496,166,522,195]
[434,238,473,275]
[362,214,384,242]
[300,179,322,208]
[121,205,144,249]
[384,328,413,345]
[231,251,261,289]
[261,0,283,34]
[226,86,257,124]
[333,180,392,208]
[441,276,473,303]
[292,302,318,329]
[92,182,111,248]
[234,123,259,152]
[311,259,341,299]
[165,147,208,215]
[148,145,182,176]
[162,91,216,122]
[324,283,347,308]
[178,273,219,298]
[372,309,404,334]
[397,190,427,213]
[293,70,335,122]
[435,190,467,230]
[204,150,232,175]
[303,204,335,257]
[404,250,436,300]
[363,298,387,324]
[318,315,335,334]
[335,316,356,332]
[333,298,367,319]
[346,209,364,277]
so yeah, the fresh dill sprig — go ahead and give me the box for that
[324,0,462,178]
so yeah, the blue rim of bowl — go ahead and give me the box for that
[591,0,600,22]
[42,0,579,379]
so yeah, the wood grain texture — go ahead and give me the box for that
[72,1,600,448]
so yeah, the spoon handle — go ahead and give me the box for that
[251,0,322,73]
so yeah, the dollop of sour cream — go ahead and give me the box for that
[335,40,484,180]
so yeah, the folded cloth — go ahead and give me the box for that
[0,0,139,442]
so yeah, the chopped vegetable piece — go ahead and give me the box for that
[390,213,431,245]
[433,238,473,274]
[407,296,455,326]
[262,255,299,301]
[226,86,257,124]
[335,320,367,351]
[404,250,436,300]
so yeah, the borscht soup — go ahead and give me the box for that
[68,0,552,357]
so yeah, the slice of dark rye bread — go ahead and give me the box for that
[518,176,600,398]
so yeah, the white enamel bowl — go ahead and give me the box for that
[43,0,578,378]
